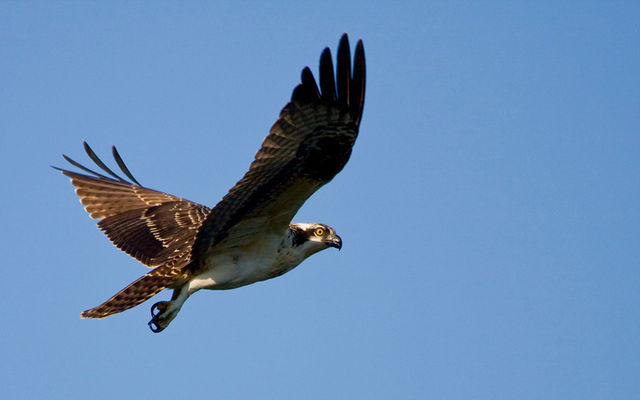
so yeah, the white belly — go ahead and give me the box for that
[187,234,305,292]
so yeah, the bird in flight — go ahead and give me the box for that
[56,34,365,332]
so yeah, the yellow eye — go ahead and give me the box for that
[315,228,325,236]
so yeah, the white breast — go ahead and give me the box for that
[187,231,306,292]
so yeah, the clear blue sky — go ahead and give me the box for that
[2,2,639,399]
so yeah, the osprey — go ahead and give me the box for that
[56,34,366,332]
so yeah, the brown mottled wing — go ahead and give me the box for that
[56,142,210,267]
[191,34,365,260]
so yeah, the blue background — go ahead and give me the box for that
[2,2,639,399]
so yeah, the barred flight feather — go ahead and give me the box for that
[56,143,210,268]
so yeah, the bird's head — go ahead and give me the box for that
[290,223,342,256]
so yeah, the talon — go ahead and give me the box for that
[148,320,165,333]
[147,300,180,333]
[151,301,168,317]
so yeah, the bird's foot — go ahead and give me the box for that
[148,301,178,333]
[151,301,169,318]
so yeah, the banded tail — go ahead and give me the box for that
[81,265,186,319]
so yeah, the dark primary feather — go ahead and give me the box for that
[56,142,210,267]
[191,33,365,263]
[112,145,141,185]
[319,48,337,102]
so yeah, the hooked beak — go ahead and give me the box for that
[328,234,342,250]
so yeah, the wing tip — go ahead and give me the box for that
[352,37,366,124]
[291,66,321,104]
[290,34,366,125]
[319,47,337,102]
[56,142,144,186]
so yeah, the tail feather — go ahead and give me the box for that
[81,265,186,319]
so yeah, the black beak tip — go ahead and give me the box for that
[329,236,342,250]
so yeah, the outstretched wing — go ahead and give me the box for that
[56,142,210,267]
[192,34,365,260]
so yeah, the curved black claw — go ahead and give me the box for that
[148,301,178,333]
[151,301,169,318]
[148,319,166,333]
